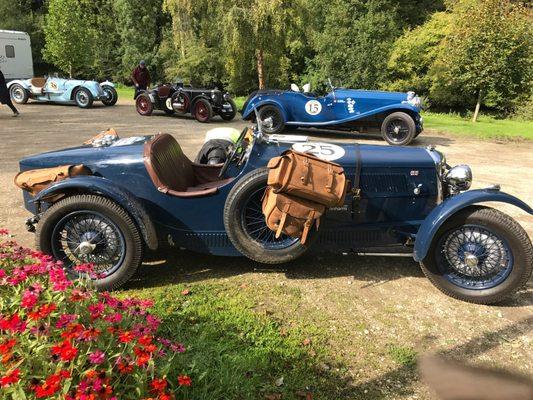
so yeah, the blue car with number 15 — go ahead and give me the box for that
[241,80,423,146]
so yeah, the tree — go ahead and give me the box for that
[386,11,452,95]
[308,0,401,91]
[432,0,532,120]
[114,0,165,82]
[43,0,95,77]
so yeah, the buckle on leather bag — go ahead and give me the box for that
[352,188,361,199]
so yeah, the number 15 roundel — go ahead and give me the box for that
[305,100,322,115]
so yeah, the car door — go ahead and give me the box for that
[45,78,66,99]
[286,92,336,124]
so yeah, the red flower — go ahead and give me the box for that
[117,360,134,374]
[0,313,27,333]
[119,331,135,343]
[150,377,168,393]
[32,370,69,398]
[51,339,78,362]
[28,303,56,320]
[134,347,151,367]
[0,368,20,387]
[177,375,192,387]
[0,339,16,355]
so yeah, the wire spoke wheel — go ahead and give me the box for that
[11,87,25,102]
[76,91,89,107]
[385,119,410,143]
[242,187,299,250]
[436,225,513,290]
[51,211,126,277]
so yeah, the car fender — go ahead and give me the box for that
[100,81,115,88]
[241,98,288,121]
[413,189,533,262]
[33,176,158,250]
[6,79,30,91]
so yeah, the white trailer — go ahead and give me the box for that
[0,30,34,81]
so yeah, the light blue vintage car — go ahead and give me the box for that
[7,76,118,108]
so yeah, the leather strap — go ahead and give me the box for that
[300,157,310,185]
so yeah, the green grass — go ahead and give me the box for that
[115,84,135,100]
[422,112,533,140]
[234,96,247,111]
[121,281,349,399]
[387,344,418,367]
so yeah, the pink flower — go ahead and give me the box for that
[21,290,39,309]
[88,350,105,365]
[55,314,78,329]
[0,228,9,235]
[104,313,122,324]
[88,303,105,320]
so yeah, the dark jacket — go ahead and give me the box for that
[131,66,150,88]
[0,69,10,104]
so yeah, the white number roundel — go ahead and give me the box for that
[292,142,345,161]
[305,100,322,115]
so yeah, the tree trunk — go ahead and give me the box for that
[472,90,482,122]
[69,64,73,79]
[256,48,265,90]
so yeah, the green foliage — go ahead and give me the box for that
[43,0,96,76]
[309,0,401,90]
[387,344,418,366]
[431,0,532,112]
[386,12,452,94]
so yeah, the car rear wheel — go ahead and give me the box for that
[101,85,118,106]
[224,168,315,264]
[194,99,213,122]
[381,112,416,146]
[258,105,285,134]
[74,88,94,108]
[171,91,190,115]
[220,99,237,121]
[136,93,153,116]
[420,206,533,304]
[10,84,29,104]
[36,195,143,291]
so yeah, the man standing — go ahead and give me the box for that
[131,60,151,99]
[0,68,19,117]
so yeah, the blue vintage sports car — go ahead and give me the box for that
[241,81,423,146]
[15,125,532,304]
[7,76,118,108]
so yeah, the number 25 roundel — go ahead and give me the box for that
[305,100,322,115]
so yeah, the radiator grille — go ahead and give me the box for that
[361,173,409,193]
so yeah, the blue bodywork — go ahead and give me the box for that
[19,134,531,261]
[7,77,113,104]
[241,89,423,133]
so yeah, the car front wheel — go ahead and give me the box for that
[101,85,118,106]
[381,112,416,146]
[136,92,153,116]
[10,84,29,104]
[420,206,533,305]
[224,168,315,264]
[194,99,213,122]
[74,88,94,108]
[36,195,143,291]
[258,105,285,134]
[220,99,237,121]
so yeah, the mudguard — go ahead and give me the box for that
[6,79,30,90]
[32,176,158,250]
[241,99,289,121]
[413,189,533,262]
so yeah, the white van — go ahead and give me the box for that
[0,30,34,81]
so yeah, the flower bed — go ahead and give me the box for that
[0,231,190,399]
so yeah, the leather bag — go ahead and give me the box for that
[267,150,347,207]
[262,187,325,244]
[14,165,91,197]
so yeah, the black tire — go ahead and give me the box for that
[420,206,533,305]
[101,85,118,106]
[224,168,315,264]
[10,84,29,104]
[171,91,190,115]
[135,92,153,116]
[36,195,143,291]
[194,98,213,122]
[74,87,94,108]
[220,98,237,121]
[258,105,285,134]
[381,112,416,146]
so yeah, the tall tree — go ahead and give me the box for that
[114,0,164,82]
[432,0,532,120]
[43,0,95,77]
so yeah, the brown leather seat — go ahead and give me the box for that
[30,77,47,88]
[144,134,233,198]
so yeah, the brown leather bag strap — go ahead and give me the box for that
[352,144,362,199]
[325,164,334,193]
[300,157,310,185]
[275,203,291,238]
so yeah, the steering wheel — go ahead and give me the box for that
[218,127,249,178]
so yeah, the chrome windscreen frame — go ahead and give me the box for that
[425,145,447,204]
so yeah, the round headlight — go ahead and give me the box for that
[445,165,472,192]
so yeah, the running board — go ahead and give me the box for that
[355,252,413,258]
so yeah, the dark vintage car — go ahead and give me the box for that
[15,126,532,304]
[135,83,237,122]
[241,81,423,145]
